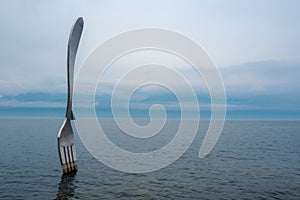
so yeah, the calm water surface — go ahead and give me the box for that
[0,119,299,199]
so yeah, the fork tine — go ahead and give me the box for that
[67,146,75,172]
[59,144,77,174]
[70,145,77,170]
[59,146,65,165]
[64,146,70,172]
[62,146,69,174]
[66,146,71,170]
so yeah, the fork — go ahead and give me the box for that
[57,17,84,174]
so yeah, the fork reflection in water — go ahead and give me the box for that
[56,174,77,200]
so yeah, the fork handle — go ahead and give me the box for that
[66,17,84,120]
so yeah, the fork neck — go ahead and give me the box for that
[65,49,74,120]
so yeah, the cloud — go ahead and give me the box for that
[221,60,300,96]
[1,1,300,97]
[1,60,299,119]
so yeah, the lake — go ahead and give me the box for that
[0,119,299,199]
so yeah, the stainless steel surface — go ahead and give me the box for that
[57,17,84,174]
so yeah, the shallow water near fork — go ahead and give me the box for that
[0,119,299,199]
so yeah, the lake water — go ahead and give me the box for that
[0,119,299,199]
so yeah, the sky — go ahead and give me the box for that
[0,0,300,119]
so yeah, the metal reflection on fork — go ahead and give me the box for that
[57,17,84,174]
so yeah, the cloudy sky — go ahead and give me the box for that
[0,0,299,119]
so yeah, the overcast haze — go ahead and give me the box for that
[0,0,299,119]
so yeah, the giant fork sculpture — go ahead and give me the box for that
[57,17,84,174]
